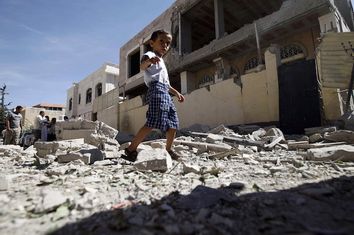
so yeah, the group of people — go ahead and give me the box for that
[2,108,64,146]
[33,111,57,142]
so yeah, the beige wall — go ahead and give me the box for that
[22,107,65,130]
[117,47,280,134]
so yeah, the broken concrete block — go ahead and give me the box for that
[206,133,224,144]
[134,149,172,172]
[209,124,235,136]
[81,119,98,130]
[34,139,86,158]
[305,126,337,136]
[61,129,96,141]
[309,133,323,143]
[183,163,201,174]
[263,128,285,142]
[98,122,118,139]
[0,145,23,153]
[324,130,354,144]
[252,128,267,140]
[306,145,354,162]
[57,152,90,164]
[57,146,104,164]
[35,189,68,213]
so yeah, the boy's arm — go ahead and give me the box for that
[140,55,160,71]
[169,86,185,103]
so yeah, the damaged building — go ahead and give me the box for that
[66,63,119,122]
[91,0,354,134]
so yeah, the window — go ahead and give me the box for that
[69,98,72,111]
[78,94,81,104]
[86,88,92,104]
[280,44,305,63]
[95,83,102,97]
[244,57,260,72]
[128,49,140,78]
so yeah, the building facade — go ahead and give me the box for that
[66,63,119,120]
[95,0,354,134]
[22,104,66,130]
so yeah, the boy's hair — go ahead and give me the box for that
[150,29,171,41]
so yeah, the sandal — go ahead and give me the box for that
[122,148,138,162]
[168,150,181,161]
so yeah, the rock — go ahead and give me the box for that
[134,149,172,172]
[324,130,354,144]
[209,124,235,136]
[57,146,104,164]
[304,126,337,136]
[34,139,86,158]
[263,128,285,142]
[52,205,70,221]
[182,163,201,174]
[35,189,68,213]
[206,133,224,144]
[81,119,98,130]
[98,122,118,139]
[57,152,89,164]
[46,165,69,176]
[0,175,9,191]
[252,128,267,140]
[269,166,286,174]
[306,145,354,162]
[309,133,323,143]
[93,159,113,166]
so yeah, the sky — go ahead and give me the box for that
[0,0,175,108]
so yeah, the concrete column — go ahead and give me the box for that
[265,44,281,122]
[180,71,196,94]
[214,0,225,39]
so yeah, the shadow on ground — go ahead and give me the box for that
[50,176,354,235]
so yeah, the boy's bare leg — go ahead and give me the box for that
[165,128,177,151]
[127,126,153,151]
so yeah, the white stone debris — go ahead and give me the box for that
[134,148,172,172]
[0,122,354,234]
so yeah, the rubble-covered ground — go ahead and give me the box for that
[1,122,354,235]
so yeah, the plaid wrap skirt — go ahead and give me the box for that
[145,81,179,131]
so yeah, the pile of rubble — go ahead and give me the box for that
[0,120,354,235]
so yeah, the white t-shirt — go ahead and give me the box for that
[143,51,170,87]
[34,115,45,130]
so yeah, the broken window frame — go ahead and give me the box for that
[280,43,306,64]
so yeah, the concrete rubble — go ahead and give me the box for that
[0,121,353,234]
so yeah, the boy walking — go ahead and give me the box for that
[123,29,185,162]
